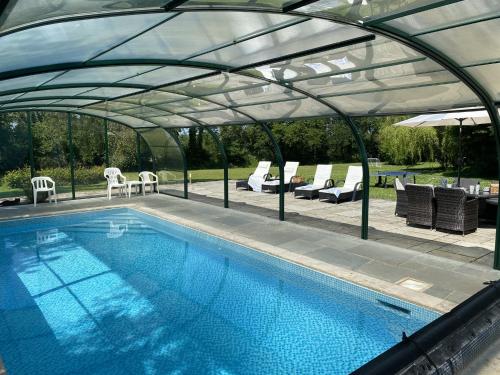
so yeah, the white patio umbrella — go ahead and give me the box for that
[394,110,491,185]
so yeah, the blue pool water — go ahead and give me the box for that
[0,208,439,374]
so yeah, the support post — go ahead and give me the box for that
[136,131,142,173]
[27,111,35,179]
[67,113,75,200]
[345,117,370,239]
[104,119,109,167]
[457,119,463,187]
[166,129,188,199]
[260,123,285,221]
[489,106,500,270]
[205,126,229,208]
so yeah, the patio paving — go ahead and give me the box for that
[177,180,497,268]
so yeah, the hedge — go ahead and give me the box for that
[3,165,105,201]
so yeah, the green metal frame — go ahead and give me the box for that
[260,123,285,221]
[104,119,109,167]
[166,128,188,199]
[136,131,142,173]
[66,113,76,200]
[26,111,35,179]
[204,126,229,209]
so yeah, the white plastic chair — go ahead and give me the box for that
[31,177,57,207]
[104,167,127,200]
[139,171,159,195]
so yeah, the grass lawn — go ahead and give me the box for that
[189,162,496,201]
[1,164,495,201]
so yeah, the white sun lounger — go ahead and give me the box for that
[262,161,300,193]
[319,166,363,203]
[294,164,333,199]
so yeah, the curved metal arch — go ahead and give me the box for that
[0,107,157,131]
[0,83,153,98]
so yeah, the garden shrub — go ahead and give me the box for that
[3,165,105,201]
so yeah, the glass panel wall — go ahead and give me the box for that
[0,112,30,200]
[71,114,106,198]
[31,112,72,200]
[137,128,186,198]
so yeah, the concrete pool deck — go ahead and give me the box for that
[180,180,497,267]
[1,193,499,314]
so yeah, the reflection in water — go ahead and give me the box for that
[106,221,128,239]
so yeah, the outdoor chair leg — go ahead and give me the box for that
[33,191,37,207]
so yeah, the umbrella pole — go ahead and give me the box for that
[457,119,463,186]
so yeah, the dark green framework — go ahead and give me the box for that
[0,2,498,269]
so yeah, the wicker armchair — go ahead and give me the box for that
[405,184,435,229]
[434,187,478,235]
[394,178,407,217]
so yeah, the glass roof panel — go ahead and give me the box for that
[204,84,304,106]
[0,93,24,101]
[186,109,251,125]
[88,101,139,112]
[0,14,169,74]
[294,0,447,22]
[418,19,500,66]
[78,87,144,98]
[324,82,480,115]
[119,91,189,106]
[238,98,334,120]
[166,73,266,97]
[121,66,212,86]
[54,99,100,106]
[0,1,168,32]
[47,66,161,85]
[118,106,172,118]
[466,63,500,102]
[75,108,133,119]
[0,99,59,108]
[20,87,95,99]
[0,71,63,94]
[107,115,159,128]
[146,115,198,128]
[195,19,371,67]
[386,0,500,36]
[152,98,224,113]
[295,68,456,98]
[95,12,299,62]
[244,38,426,83]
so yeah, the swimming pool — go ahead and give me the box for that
[0,208,439,374]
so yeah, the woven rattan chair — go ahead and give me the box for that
[405,184,435,229]
[434,187,478,235]
[394,178,407,217]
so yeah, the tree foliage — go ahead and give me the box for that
[378,125,439,165]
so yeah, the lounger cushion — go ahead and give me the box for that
[295,184,322,191]
[319,187,345,197]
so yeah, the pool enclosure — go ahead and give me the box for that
[0,0,499,268]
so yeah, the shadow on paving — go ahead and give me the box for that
[185,192,494,267]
